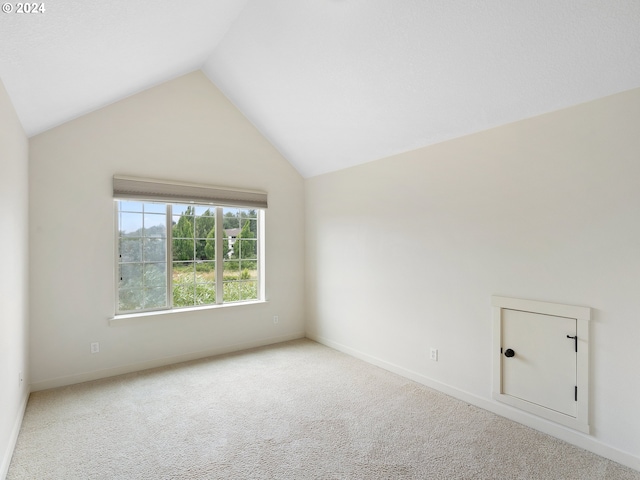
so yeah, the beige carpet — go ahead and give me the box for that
[7,339,640,479]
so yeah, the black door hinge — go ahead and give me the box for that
[575,386,578,401]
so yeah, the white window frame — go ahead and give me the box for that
[113,176,267,317]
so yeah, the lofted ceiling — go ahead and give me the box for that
[1,1,639,178]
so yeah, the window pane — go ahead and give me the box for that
[236,239,257,260]
[194,283,216,305]
[222,209,240,229]
[195,214,215,239]
[242,218,258,235]
[242,209,258,219]
[120,238,142,262]
[119,212,143,236]
[119,288,144,311]
[243,281,258,300]
[195,261,215,276]
[173,261,194,285]
[222,282,235,302]
[144,263,166,289]
[119,201,143,213]
[172,238,194,261]
[143,238,166,262]
[172,204,191,215]
[119,264,143,288]
[144,287,167,309]
[144,213,166,237]
[224,259,240,278]
[194,205,214,216]
[196,238,216,260]
[172,215,194,234]
[239,261,258,277]
[143,203,166,214]
[173,284,195,307]
[223,281,257,303]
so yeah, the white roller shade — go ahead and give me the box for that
[113,175,268,209]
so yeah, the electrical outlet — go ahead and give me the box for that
[90,342,100,354]
[273,315,279,324]
[430,348,438,361]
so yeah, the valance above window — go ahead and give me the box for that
[113,175,268,209]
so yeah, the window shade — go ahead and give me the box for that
[113,175,268,209]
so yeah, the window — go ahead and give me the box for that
[114,176,266,315]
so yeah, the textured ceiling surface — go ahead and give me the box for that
[2,1,640,177]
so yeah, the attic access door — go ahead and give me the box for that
[502,309,576,417]
[492,296,591,434]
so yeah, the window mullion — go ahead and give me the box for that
[167,204,173,309]
[114,202,120,314]
[258,209,265,301]
[192,209,197,305]
[215,207,224,304]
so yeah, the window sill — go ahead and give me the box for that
[109,300,268,326]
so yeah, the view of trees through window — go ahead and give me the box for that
[117,201,259,313]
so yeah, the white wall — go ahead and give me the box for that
[0,78,29,478]
[29,71,305,390]
[305,88,640,470]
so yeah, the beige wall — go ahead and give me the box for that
[11,66,640,471]
[305,88,640,469]
[0,78,29,477]
[28,71,305,390]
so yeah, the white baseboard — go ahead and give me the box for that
[1,390,29,480]
[31,332,305,392]
[309,334,640,473]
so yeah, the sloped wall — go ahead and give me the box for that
[29,71,305,390]
[305,88,640,470]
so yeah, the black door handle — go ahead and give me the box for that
[567,335,578,352]
[504,348,515,358]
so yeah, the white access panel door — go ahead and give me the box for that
[493,296,590,433]
[502,308,577,417]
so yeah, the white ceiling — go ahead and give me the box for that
[2,1,639,178]
[0,0,248,135]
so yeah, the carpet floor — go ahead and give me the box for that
[7,339,640,479]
